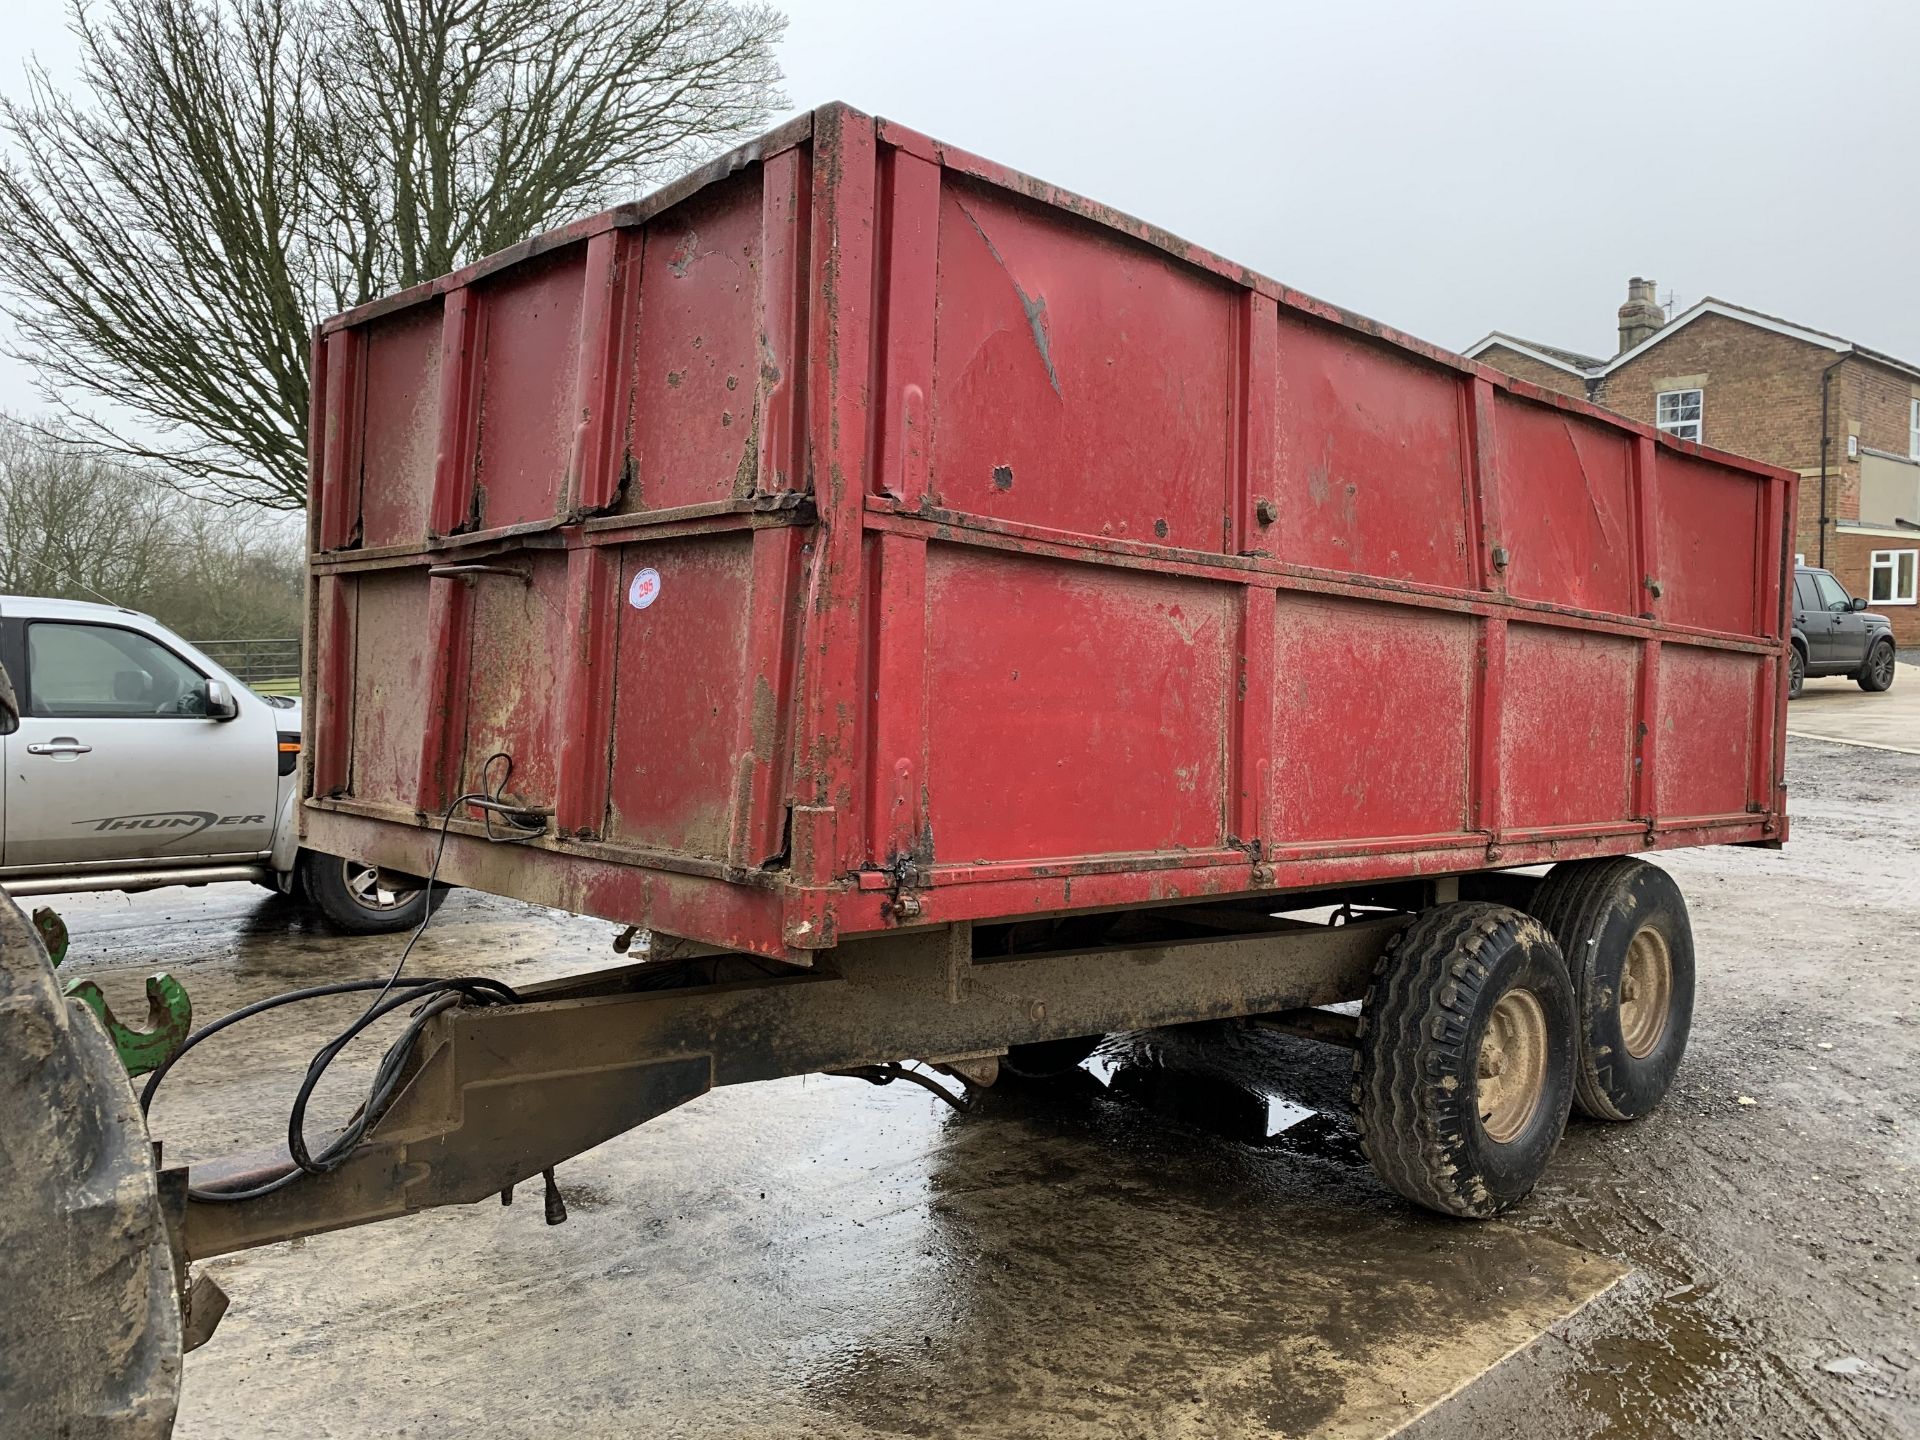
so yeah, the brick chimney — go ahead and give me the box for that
[1617,277,1666,354]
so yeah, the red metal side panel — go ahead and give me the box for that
[927,180,1234,551]
[792,105,877,891]
[1655,645,1758,818]
[356,304,442,548]
[470,253,586,531]
[623,172,766,512]
[1493,396,1636,615]
[414,570,476,815]
[922,546,1231,863]
[347,573,434,808]
[602,535,759,860]
[1270,594,1473,843]
[866,530,930,866]
[553,545,620,834]
[871,148,940,507]
[315,330,364,553]
[1651,450,1763,636]
[1270,318,1472,587]
[459,553,573,807]
[1499,624,1637,829]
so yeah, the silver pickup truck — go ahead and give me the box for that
[0,595,441,932]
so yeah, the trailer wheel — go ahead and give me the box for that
[1528,857,1694,1122]
[1353,903,1575,1218]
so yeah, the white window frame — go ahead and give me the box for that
[1869,548,1918,606]
[1656,388,1704,443]
[1910,397,1919,461]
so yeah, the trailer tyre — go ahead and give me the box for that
[1353,903,1575,1219]
[1528,857,1694,1122]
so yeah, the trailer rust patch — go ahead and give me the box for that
[667,232,699,278]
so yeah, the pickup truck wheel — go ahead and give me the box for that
[1528,857,1694,1122]
[299,851,447,935]
[1788,644,1805,699]
[1352,903,1575,1218]
[1858,639,1896,692]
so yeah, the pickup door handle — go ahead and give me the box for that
[26,740,92,756]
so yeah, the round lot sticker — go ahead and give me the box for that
[628,567,662,610]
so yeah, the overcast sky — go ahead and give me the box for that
[2,0,1916,418]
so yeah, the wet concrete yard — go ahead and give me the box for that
[51,737,1920,1438]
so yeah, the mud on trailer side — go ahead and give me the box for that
[1,103,1791,1438]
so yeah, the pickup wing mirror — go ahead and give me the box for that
[0,662,17,736]
[204,678,240,721]
[1849,596,1869,612]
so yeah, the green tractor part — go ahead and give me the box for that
[33,900,193,1077]
[64,972,195,1078]
[32,903,69,965]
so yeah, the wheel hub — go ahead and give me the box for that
[343,861,420,913]
[1618,925,1673,1059]
[1477,988,1549,1144]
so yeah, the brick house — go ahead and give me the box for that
[1465,279,1920,647]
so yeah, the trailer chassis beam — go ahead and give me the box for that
[175,914,1406,1261]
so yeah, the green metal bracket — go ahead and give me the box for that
[63,974,194,1079]
[30,902,192,1076]
[31,906,69,967]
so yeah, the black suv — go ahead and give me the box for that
[1789,565,1896,698]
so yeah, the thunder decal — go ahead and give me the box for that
[73,811,266,845]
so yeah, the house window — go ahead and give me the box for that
[1910,397,1919,460]
[1870,549,1918,606]
[1656,389,1703,442]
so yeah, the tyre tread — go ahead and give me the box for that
[1354,902,1560,1217]
[1530,856,1677,1120]
[1859,638,1896,693]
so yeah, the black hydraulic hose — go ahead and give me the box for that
[138,976,436,1116]
[146,751,541,1205]
[141,975,520,1204]
[281,976,519,1178]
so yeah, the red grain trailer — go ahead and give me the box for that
[2,107,1800,1428]
[306,105,1791,963]
[281,101,1795,1228]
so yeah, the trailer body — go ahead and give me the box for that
[305,103,1794,963]
[0,105,1801,1436]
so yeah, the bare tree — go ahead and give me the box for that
[0,413,176,600]
[0,413,306,639]
[0,0,786,510]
